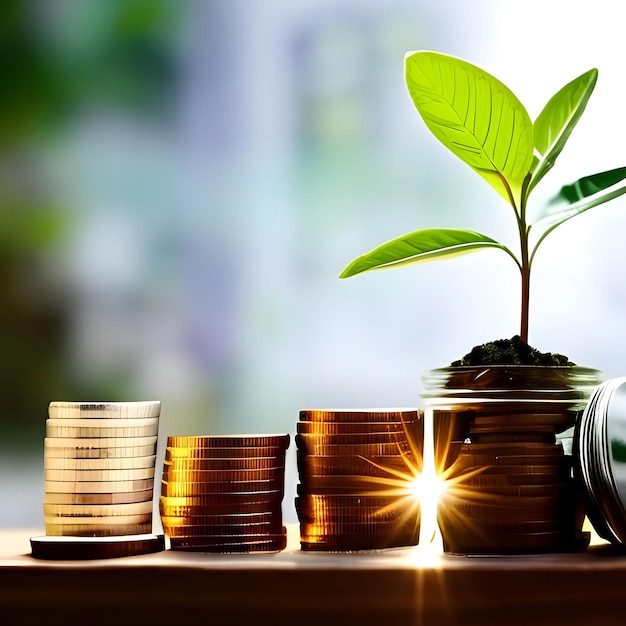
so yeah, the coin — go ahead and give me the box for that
[48,401,161,419]
[162,523,283,538]
[298,474,408,491]
[460,473,563,488]
[472,413,572,428]
[30,534,165,560]
[453,483,570,498]
[299,409,419,423]
[296,432,413,446]
[167,435,290,449]
[168,535,287,553]
[45,478,154,493]
[159,493,284,507]
[470,432,556,444]
[297,455,414,477]
[299,520,418,537]
[451,462,564,476]
[44,513,152,525]
[163,457,284,471]
[296,494,412,508]
[296,421,418,435]
[44,455,157,471]
[161,467,284,483]
[444,502,562,524]
[295,440,411,457]
[46,421,159,439]
[45,467,155,482]
[44,501,154,517]
[165,447,288,460]
[159,503,282,526]
[46,418,160,428]
[45,522,153,537]
[452,453,567,468]
[44,444,157,459]
[299,531,418,551]
[295,499,415,522]
[44,436,158,449]
[160,480,282,497]
[43,489,154,505]
[442,531,563,554]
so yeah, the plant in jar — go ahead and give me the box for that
[339,51,621,553]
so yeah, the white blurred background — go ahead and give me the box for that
[3,0,626,528]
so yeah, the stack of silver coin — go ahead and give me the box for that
[43,401,161,537]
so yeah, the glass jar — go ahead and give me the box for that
[420,365,605,554]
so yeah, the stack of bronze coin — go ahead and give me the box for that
[296,409,423,551]
[439,409,577,554]
[160,435,290,553]
[42,401,160,538]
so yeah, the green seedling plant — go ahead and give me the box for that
[340,51,626,343]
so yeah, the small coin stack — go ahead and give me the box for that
[295,409,423,551]
[32,401,164,559]
[160,435,290,553]
[439,410,576,554]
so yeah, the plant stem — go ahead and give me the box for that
[518,178,531,344]
[520,235,530,344]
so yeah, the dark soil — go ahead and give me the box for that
[451,335,575,367]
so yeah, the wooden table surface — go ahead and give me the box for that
[1,526,626,626]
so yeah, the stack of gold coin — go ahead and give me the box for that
[43,401,161,538]
[160,435,290,553]
[295,409,423,551]
[440,410,577,554]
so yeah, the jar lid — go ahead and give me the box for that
[575,377,626,544]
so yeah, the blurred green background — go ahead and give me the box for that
[3,0,626,526]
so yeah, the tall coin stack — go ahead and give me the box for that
[160,435,290,553]
[295,409,423,551]
[439,411,575,554]
[32,401,164,560]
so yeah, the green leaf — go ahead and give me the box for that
[339,228,518,278]
[405,51,534,207]
[530,168,626,260]
[530,68,598,194]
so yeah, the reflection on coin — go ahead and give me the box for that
[44,467,155,482]
[48,401,161,419]
[159,493,283,507]
[45,478,154,493]
[43,501,153,517]
[44,455,156,471]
